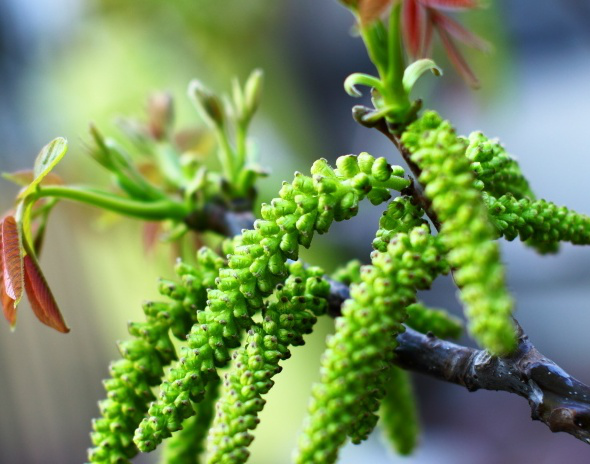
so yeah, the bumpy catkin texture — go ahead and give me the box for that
[88,247,223,464]
[134,153,410,452]
[379,366,419,456]
[402,111,517,355]
[465,131,534,200]
[161,379,220,464]
[463,129,559,254]
[331,259,362,286]
[206,262,330,464]
[405,303,463,340]
[294,205,449,464]
[483,192,590,246]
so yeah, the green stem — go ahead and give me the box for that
[214,127,236,186]
[30,185,189,221]
[235,123,247,174]
[386,4,405,96]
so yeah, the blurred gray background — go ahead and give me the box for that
[1,0,590,463]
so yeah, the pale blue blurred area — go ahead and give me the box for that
[1,0,590,463]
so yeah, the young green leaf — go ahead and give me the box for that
[402,59,442,94]
[20,138,68,199]
[23,246,69,333]
[1,216,24,305]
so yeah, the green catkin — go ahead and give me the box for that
[294,206,449,463]
[134,154,410,452]
[206,262,330,464]
[88,247,224,464]
[401,111,517,355]
[330,259,362,286]
[465,131,534,200]
[463,130,559,254]
[161,379,221,464]
[405,303,463,339]
[347,198,447,445]
[483,192,590,246]
[379,366,419,456]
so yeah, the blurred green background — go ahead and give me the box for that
[1,1,590,463]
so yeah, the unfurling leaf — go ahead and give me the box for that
[1,216,24,305]
[359,0,394,24]
[402,58,442,94]
[403,0,424,58]
[19,138,68,200]
[23,250,69,333]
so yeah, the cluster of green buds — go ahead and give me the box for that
[206,262,330,463]
[483,192,590,246]
[402,111,517,355]
[134,152,410,452]
[294,198,449,463]
[89,247,224,464]
[465,132,534,200]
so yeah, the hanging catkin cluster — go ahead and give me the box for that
[294,196,449,464]
[89,247,223,463]
[86,108,590,464]
[465,131,534,200]
[161,379,220,464]
[134,153,410,451]
[483,192,590,246]
[206,262,330,463]
[402,111,517,355]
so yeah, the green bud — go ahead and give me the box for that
[336,155,360,178]
[188,80,225,128]
[244,68,264,121]
[357,152,375,174]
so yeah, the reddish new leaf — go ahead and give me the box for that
[432,11,491,51]
[422,12,435,57]
[436,22,480,88]
[359,0,395,24]
[23,252,69,333]
[0,239,17,327]
[418,0,478,10]
[1,216,24,304]
[403,0,424,58]
[142,221,161,254]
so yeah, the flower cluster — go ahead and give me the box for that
[206,262,330,463]
[89,247,224,463]
[294,198,448,463]
[134,153,410,451]
[402,111,517,354]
